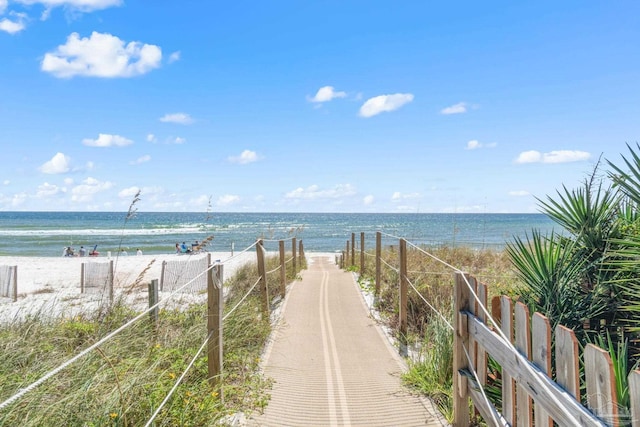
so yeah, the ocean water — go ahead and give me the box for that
[0,212,558,257]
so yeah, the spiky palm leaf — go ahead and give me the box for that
[506,230,597,333]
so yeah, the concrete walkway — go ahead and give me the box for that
[248,255,448,427]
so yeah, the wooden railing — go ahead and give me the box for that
[343,231,640,427]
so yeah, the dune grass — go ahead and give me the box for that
[354,244,515,425]
[0,253,302,426]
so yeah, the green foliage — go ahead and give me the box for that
[0,263,273,426]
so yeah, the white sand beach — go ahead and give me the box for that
[0,252,338,324]
[0,251,257,323]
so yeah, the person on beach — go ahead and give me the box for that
[136,248,143,256]
[78,246,86,257]
[120,249,128,256]
[64,246,75,257]
[175,243,181,254]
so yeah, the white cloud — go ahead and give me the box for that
[82,133,133,147]
[168,51,180,63]
[359,93,414,118]
[0,16,26,34]
[146,133,156,143]
[217,194,240,206]
[36,182,65,197]
[64,177,74,185]
[308,86,347,103]
[515,150,542,164]
[466,140,497,150]
[41,31,162,78]
[16,0,122,12]
[466,140,481,150]
[228,150,259,165]
[515,150,591,164]
[391,191,421,201]
[11,192,27,207]
[441,102,467,115]
[71,176,113,202]
[170,137,186,144]
[3,180,9,185]
[39,152,71,174]
[130,154,151,165]
[509,190,530,196]
[363,195,374,205]
[118,186,140,198]
[159,112,193,124]
[285,184,356,200]
[0,0,7,13]
[85,161,94,170]
[543,150,591,163]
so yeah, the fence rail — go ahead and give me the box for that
[343,231,640,427]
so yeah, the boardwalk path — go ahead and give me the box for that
[248,255,448,426]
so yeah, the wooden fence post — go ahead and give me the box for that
[346,240,350,267]
[108,259,114,303]
[629,370,640,427]
[299,240,304,266]
[532,313,552,427]
[11,266,17,302]
[515,302,532,426]
[555,325,580,401]
[398,238,408,348]
[279,240,286,298]
[585,344,619,426]
[453,272,471,427]
[257,239,269,318]
[208,262,224,398]
[501,296,516,426]
[148,279,159,328]
[351,232,355,267]
[375,231,381,296]
[80,262,85,293]
[360,232,365,276]
[160,260,166,291]
[292,237,297,274]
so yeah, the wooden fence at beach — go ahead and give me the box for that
[0,265,17,302]
[343,231,640,427]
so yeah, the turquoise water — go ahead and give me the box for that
[0,212,558,257]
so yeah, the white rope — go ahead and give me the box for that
[399,238,582,426]
[405,277,453,331]
[379,257,399,273]
[266,265,280,275]
[462,343,500,427]
[223,276,262,321]
[144,330,214,427]
[262,236,296,243]
[284,256,294,264]
[371,232,581,424]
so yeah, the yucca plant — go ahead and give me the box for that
[506,230,597,336]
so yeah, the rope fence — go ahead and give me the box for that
[0,237,306,426]
[342,230,625,427]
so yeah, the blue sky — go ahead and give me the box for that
[1,1,639,213]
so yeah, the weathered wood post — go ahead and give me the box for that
[299,239,304,267]
[80,262,85,293]
[208,261,224,397]
[257,239,269,318]
[160,260,166,291]
[375,231,381,295]
[346,240,350,267]
[292,237,297,274]
[515,302,533,426]
[585,345,619,426]
[148,279,159,328]
[532,313,552,427]
[279,240,286,298]
[501,296,516,426]
[351,232,355,267]
[11,266,17,302]
[360,232,365,276]
[453,272,471,427]
[108,259,114,303]
[399,238,408,348]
